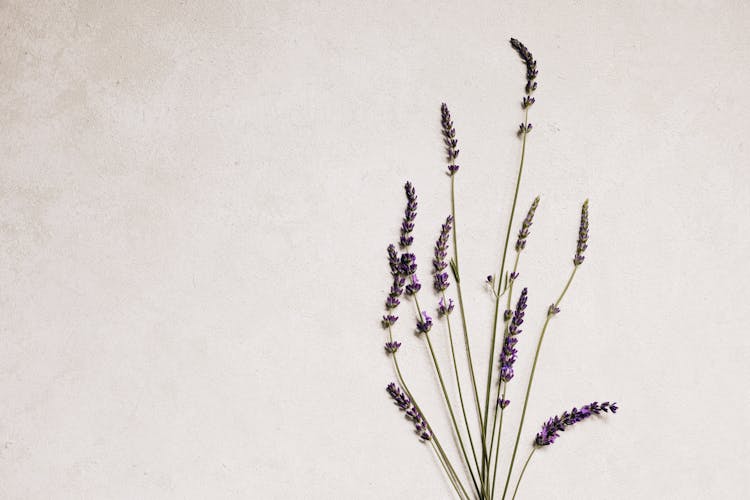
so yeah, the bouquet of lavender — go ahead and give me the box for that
[378,39,618,499]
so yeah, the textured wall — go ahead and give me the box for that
[1,1,748,498]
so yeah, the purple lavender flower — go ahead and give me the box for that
[499,288,528,383]
[382,315,398,328]
[535,401,618,447]
[516,196,540,251]
[384,341,401,353]
[385,244,405,310]
[548,303,560,316]
[574,199,589,266]
[440,103,460,175]
[386,383,431,440]
[437,297,454,316]
[405,274,421,295]
[432,216,453,292]
[400,182,418,248]
[498,398,511,409]
[399,253,417,276]
[510,37,539,96]
[416,312,433,334]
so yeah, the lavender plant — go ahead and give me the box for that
[377,39,618,499]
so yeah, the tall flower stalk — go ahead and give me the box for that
[375,38,618,499]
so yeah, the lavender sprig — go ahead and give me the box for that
[400,181,418,248]
[386,383,431,440]
[441,103,460,175]
[433,215,453,291]
[535,401,618,447]
[574,199,589,265]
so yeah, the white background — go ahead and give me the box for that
[1,1,749,498]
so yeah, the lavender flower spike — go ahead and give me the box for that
[510,37,539,96]
[386,383,431,440]
[574,199,589,265]
[400,182,418,248]
[499,288,529,382]
[433,215,453,291]
[535,401,618,447]
[440,103,460,174]
[516,196,540,251]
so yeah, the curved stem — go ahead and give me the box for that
[501,266,578,500]
[388,326,470,500]
[414,295,483,498]
[511,448,536,500]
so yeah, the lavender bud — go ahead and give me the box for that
[438,297,455,316]
[405,274,421,295]
[416,312,433,334]
[440,103,460,175]
[498,398,511,409]
[574,199,589,266]
[548,304,560,316]
[399,253,417,276]
[487,275,494,284]
[516,196,540,251]
[535,401,618,447]
[503,309,512,321]
[384,341,401,353]
[400,182,418,248]
[382,315,398,328]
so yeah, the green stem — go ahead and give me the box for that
[450,174,487,489]
[484,108,530,445]
[511,448,536,500]
[490,385,508,498]
[414,295,483,498]
[442,291,483,483]
[501,266,578,500]
[388,326,470,500]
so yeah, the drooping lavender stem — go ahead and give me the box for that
[484,38,540,461]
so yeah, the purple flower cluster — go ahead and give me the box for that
[400,182,418,247]
[432,215,453,291]
[498,397,511,409]
[535,401,618,447]
[384,341,401,353]
[499,288,529,382]
[387,383,431,441]
[384,244,405,316]
[510,37,539,97]
[416,312,433,334]
[574,199,589,266]
[516,196,540,251]
[440,103,460,175]
[438,297,454,317]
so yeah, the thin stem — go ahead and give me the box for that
[442,291,482,482]
[486,251,520,471]
[450,176,484,428]
[484,107,530,445]
[388,326,470,500]
[490,385,508,498]
[501,266,578,500]
[511,448,536,500]
[450,174,487,488]
[413,295,483,498]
